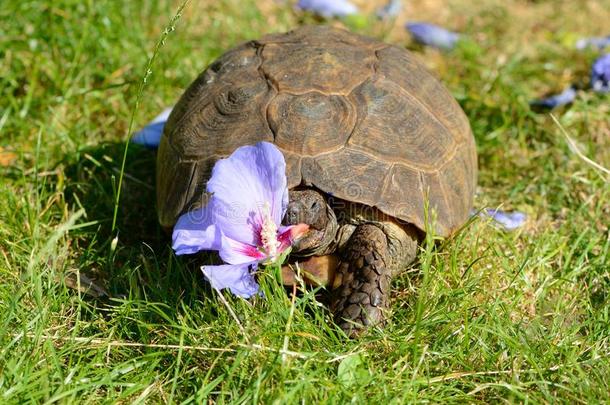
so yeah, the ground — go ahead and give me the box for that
[1,0,609,402]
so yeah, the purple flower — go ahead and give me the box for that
[406,22,461,50]
[172,142,309,298]
[376,0,401,19]
[473,208,527,231]
[530,86,577,109]
[131,107,173,149]
[576,35,610,51]
[591,53,610,93]
[296,0,358,18]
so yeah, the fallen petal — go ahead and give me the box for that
[474,208,527,230]
[406,22,461,50]
[591,53,610,93]
[576,35,610,51]
[296,0,358,18]
[376,0,401,19]
[202,263,259,298]
[530,86,577,109]
[131,107,173,149]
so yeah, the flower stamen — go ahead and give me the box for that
[260,202,280,261]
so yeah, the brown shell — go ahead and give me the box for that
[157,26,477,237]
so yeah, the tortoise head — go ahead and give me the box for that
[284,189,337,256]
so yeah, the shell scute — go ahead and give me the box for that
[301,148,391,206]
[376,46,471,142]
[261,42,374,94]
[268,92,356,155]
[348,78,456,170]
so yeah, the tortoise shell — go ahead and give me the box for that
[157,26,477,237]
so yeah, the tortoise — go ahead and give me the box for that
[157,25,477,335]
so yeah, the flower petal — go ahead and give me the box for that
[202,263,259,298]
[591,53,610,93]
[218,232,266,265]
[530,86,576,110]
[474,208,527,231]
[277,224,309,252]
[172,206,220,255]
[206,142,289,245]
[131,107,173,149]
[406,22,461,50]
[576,35,610,51]
[297,0,359,18]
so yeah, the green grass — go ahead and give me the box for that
[1,0,609,402]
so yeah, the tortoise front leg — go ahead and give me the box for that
[331,224,392,336]
[281,254,340,287]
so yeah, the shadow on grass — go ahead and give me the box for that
[62,142,215,312]
[64,142,162,251]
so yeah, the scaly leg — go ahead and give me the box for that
[331,224,391,335]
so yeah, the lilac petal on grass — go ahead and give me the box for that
[131,107,173,149]
[591,53,610,93]
[530,86,577,109]
[376,0,401,19]
[474,209,527,231]
[202,263,259,298]
[406,22,461,50]
[296,0,358,18]
[576,35,610,51]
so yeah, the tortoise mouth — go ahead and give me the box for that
[289,212,338,257]
[291,228,326,254]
